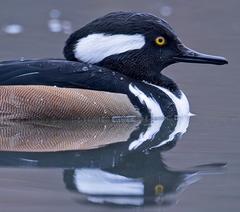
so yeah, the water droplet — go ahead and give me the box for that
[98,69,102,72]
[120,77,124,80]
[3,24,23,34]
[82,66,89,71]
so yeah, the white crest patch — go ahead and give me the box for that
[74,33,145,63]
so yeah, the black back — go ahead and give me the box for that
[0,59,178,118]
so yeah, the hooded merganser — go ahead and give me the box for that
[0,12,228,120]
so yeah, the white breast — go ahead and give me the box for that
[129,83,190,118]
[129,83,164,118]
[154,86,190,117]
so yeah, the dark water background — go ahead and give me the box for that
[0,0,239,211]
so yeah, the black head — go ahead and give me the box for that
[64,12,228,82]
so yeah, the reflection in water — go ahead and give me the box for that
[0,119,140,151]
[0,117,225,207]
[64,153,224,206]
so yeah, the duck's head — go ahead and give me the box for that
[64,12,228,82]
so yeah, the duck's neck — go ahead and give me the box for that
[97,56,180,96]
[142,73,182,98]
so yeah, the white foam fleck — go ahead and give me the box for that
[3,24,23,34]
[48,19,62,33]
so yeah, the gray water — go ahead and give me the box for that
[0,0,239,211]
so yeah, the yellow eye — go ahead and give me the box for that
[155,184,164,194]
[155,36,166,46]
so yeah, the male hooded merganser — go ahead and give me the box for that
[0,12,228,120]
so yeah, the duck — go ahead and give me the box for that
[0,12,228,120]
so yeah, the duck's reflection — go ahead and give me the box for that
[0,117,224,207]
[64,151,197,206]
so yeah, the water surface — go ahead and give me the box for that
[0,0,239,211]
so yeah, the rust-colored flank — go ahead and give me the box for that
[0,85,141,120]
